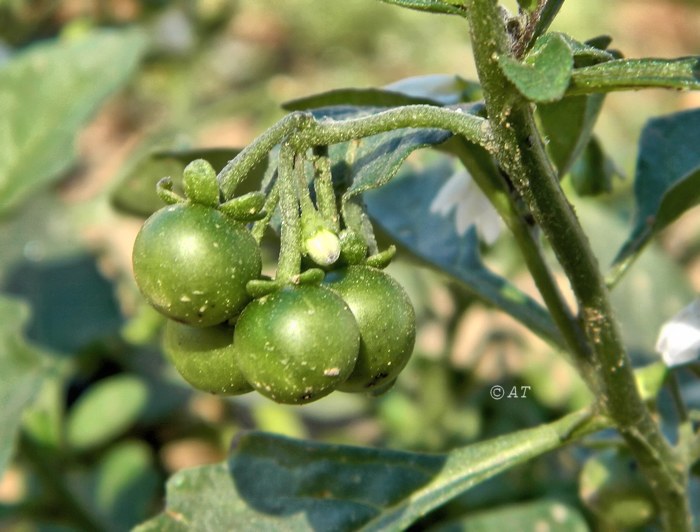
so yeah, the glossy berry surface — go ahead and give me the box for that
[324,265,415,392]
[163,320,253,395]
[233,285,360,404]
[132,203,261,327]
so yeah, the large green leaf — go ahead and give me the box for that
[0,295,49,476]
[432,499,588,531]
[614,108,700,265]
[499,33,574,103]
[135,410,604,531]
[283,75,481,110]
[377,0,466,16]
[568,57,700,95]
[365,159,561,345]
[0,29,147,215]
[537,94,605,177]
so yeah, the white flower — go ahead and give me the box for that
[430,168,503,245]
[656,299,700,367]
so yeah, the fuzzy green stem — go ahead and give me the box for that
[467,1,690,529]
[251,174,279,243]
[312,146,340,232]
[218,112,314,199]
[276,143,302,282]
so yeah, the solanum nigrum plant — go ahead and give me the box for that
[133,159,263,327]
[124,1,700,530]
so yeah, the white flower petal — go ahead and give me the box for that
[430,169,470,215]
[656,299,700,367]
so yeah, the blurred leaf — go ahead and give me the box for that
[614,108,700,265]
[634,362,667,402]
[0,295,48,476]
[432,499,588,531]
[111,146,269,217]
[569,57,700,95]
[537,94,605,177]
[365,159,561,345]
[0,29,148,216]
[579,448,656,529]
[499,33,573,103]
[574,198,690,356]
[516,0,536,13]
[569,135,618,196]
[66,374,149,452]
[284,75,481,110]
[342,128,452,201]
[283,88,438,111]
[376,0,466,16]
[92,440,160,530]
[3,255,123,353]
[135,411,604,531]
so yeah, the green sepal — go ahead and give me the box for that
[291,268,325,286]
[365,245,397,269]
[246,279,280,299]
[183,159,219,207]
[156,177,184,205]
[219,191,267,221]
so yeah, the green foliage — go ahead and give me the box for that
[377,0,466,16]
[499,33,574,103]
[365,159,561,343]
[137,411,602,531]
[66,374,149,452]
[0,29,147,216]
[614,108,700,264]
[0,1,699,531]
[0,296,48,476]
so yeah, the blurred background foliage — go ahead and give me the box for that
[0,0,699,530]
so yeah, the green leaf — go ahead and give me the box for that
[559,33,615,67]
[92,440,160,530]
[0,29,147,216]
[516,0,536,13]
[135,410,605,531]
[3,254,123,354]
[569,135,619,196]
[614,108,700,265]
[283,75,481,110]
[537,94,605,177]
[377,0,466,17]
[283,87,439,111]
[66,374,149,452]
[0,295,48,476]
[499,33,574,102]
[365,158,561,345]
[342,128,452,201]
[568,57,700,95]
[432,499,588,531]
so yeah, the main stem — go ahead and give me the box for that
[466,1,689,529]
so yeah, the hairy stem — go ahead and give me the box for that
[466,1,690,529]
[275,143,302,282]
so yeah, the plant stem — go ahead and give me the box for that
[217,106,492,199]
[312,146,340,231]
[218,112,314,199]
[466,1,690,529]
[275,142,302,282]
